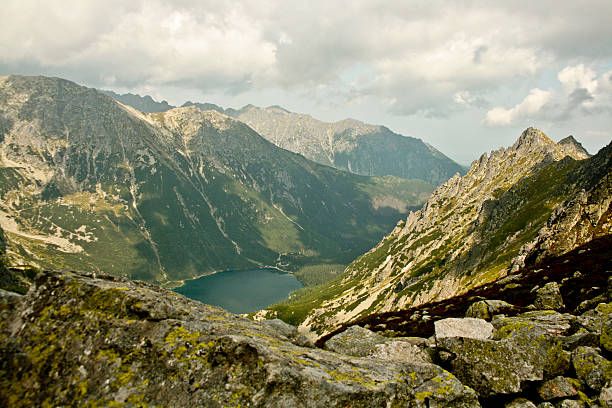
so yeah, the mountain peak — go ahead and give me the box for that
[558,135,590,159]
[512,127,554,151]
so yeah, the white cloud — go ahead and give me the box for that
[484,65,612,127]
[0,0,611,117]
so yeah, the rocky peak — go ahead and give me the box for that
[558,135,591,160]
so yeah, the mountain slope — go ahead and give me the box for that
[227,105,464,185]
[264,128,609,337]
[100,90,174,113]
[0,75,432,285]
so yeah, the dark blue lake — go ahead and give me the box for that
[174,268,303,314]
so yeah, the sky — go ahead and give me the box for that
[1,1,611,165]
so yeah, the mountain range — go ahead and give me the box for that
[105,91,464,185]
[261,128,610,338]
[0,75,432,285]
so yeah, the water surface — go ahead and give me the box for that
[174,268,303,314]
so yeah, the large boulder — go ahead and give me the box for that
[533,282,565,311]
[571,346,612,392]
[0,271,481,408]
[438,314,571,397]
[465,299,515,320]
[323,325,388,357]
[434,318,494,340]
[537,376,580,401]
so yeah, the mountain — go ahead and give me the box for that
[227,105,464,185]
[262,128,610,337]
[100,90,174,113]
[0,75,432,285]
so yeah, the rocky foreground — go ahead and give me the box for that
[1,253,610,407]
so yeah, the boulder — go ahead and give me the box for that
[557,400,585,408]
[600,381,612,408]
[434,318,494,340]
[505,398,537,408]
[0,271,481,408]
[601,318,612,353]
[465,299,516,320]
[368,340,433,364]
[572,346,612,392]
[323,325,388,357]
[492,311,576,338]
[536,403,555,408]
[261,318,314,348]
[537,376,580,401]
[534,282,565,310]
[438,316,571,397]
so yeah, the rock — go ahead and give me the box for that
[505,398,537,408]
[434,318,494,340]
[0,270,481,408]
[557,400,585,408]
[600,381,612,408]
[561,330,601,350]
[538,376,580,400]
[465,299,515,320]
[536,403,555,408]
[572,346,612,392]
[493,311,576,338]
[0,288,22,311]
[261,318,298,338]
[368,340,433,364]
[534,282,565,311]
[323,325,388,357]
[601,318,612,353]
[438,320,571,397]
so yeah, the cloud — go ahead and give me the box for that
[1,0,611,116]
[484,65,612,127]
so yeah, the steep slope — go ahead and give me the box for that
[0,75,432,285]
[270,128,609,337]
[183,104,464,185]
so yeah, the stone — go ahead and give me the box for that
[438,317,571,397]
[505,398,537,408]
[600,381,612,408]
[534,282,565,310]
[0,288,22,312]
[368,340,433,364]
[572,346,612,392]
[434,317,494,340]
[557,400,585,408]
[492,311,576,338]
[0,270,481,408]
[601,318,612,353]
[465,299,515,320]
[323,325,388,357]
[537,376,580,401]
[561,330,601,351]
[261,318,298,338]
[536,403,555,408]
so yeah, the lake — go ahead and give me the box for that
[174,268,303,314]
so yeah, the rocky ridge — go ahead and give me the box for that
[294,128,609,337]
[0,75,431,285]
[229,105,464,185]
[0,270,480,408]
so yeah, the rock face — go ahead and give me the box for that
[0,270,480,407]
[297,128,610,338]
[227,105,464,185]
[0,75,432,284]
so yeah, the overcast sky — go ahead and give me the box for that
[1,1,611,164]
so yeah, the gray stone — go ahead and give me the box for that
[505,398,537,408]
[538,376,580,401]
[600,381,612,408]
[536,403,555,408]
[601,318,612,353]
[368,340,433,364]
[434,317,494,340]
[493,311,576,338]
[261,318,298,338]
[557,400,585,408]
[0,270,481,408]
[534,282,565,310]
[438,319,571,397]
[572,346,612,392]
[466,299,515,320]
[323,325,388,357]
